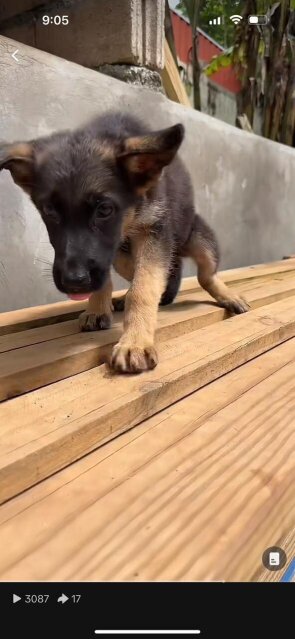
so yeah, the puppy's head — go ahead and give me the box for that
[0,122,184,298]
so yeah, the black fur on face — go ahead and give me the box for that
[31,136,135,295]
[0,113,184,296]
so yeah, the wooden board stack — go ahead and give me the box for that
[0,258,295,582]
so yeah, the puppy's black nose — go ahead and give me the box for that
[61,269,91,292]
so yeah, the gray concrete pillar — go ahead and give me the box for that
[0,0,165,70]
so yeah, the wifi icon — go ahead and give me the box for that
[230,14,243,24]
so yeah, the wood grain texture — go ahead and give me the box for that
[2,275,295,401]
[0,297,295,504]
[1,258,295,336]
[0,338,293,525]
[1,270,294,355]
[0,339,294,581]
[1,263,295,581]
[162,39,191,106]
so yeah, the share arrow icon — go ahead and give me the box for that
[13,594,21,604]
[57,593,69,604]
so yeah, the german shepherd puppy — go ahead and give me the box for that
[0,112,249,373]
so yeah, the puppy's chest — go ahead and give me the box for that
[121,199,165,240]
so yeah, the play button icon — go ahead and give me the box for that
[13,594,21,604]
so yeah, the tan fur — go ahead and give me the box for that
[122,201,165,236]
[120,129,181,196]
[7,143,33,159]
[135,177,161,196]
[124,135,147,151]
[120,152,172,196]
[79,276,113,330]
[124,130,178,154]
[200,271,246,307]
[113,250,134,282]
[96,140,115,162]
[121,207,137,238]
[186,236,249,313]
[0,142,34,193]
[111,234,167,372]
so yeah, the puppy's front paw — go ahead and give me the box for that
[111,341,158,373]
[219,294,250,315]
[79,311,112,332]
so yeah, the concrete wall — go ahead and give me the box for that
[1,35,295,312]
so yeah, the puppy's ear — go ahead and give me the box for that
[0,142,35,193]
[118,123,184,193]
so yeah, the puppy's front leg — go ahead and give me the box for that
[111,236,167,373]
[79,276,113,331]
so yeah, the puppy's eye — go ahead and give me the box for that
[43,206,60,224]
[94,200,115,218]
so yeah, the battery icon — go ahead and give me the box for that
[248,15,268,25]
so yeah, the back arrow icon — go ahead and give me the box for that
[12,49,19,62]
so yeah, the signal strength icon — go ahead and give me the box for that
[209,16,222,26]
[230,14,243,24]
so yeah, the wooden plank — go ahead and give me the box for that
[1,339,293,523]
[84,362,294,583]
[1,258,295,336]
[0,318,79,354]
[0,297,295,504]
[1,270,295,354]
[180,265,295,295]
[1,275,295,401]
[0,298,85,337]
[179,257,295,290]
[237,113,253,132]
[0,340,294,581]
[164,0,178,66]
[162,39,191,107]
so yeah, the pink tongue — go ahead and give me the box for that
[68,293,90,301]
